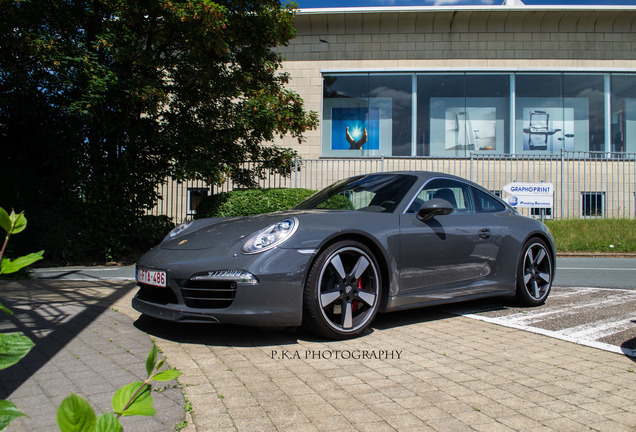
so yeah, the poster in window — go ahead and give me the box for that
[522,107,575,151]
[445,107,497,151]
[331,108,381,151]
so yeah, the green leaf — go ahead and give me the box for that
[0,251,44,274]
[152,369,182,382]
[0,399,27,431]
[0,302,13,317]
[0,208,10,234]
[8,211,26,235]
[95,412,122,432]
[112,382,155,417]
[0,333,34,370]
[56,394,96,432]
[145,344,157,377]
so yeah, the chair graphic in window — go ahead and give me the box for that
[446,111,476,150]
[523,110,561,150]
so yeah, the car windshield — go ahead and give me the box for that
[294,174,417,213]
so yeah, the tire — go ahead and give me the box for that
[515,237,553,306]
[303,240,381,340]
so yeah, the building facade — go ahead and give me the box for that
[151,4,636,222]
[276,5,636,159]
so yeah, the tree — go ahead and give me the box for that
[0,0,317,261]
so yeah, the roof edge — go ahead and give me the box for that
[297,5,636,14]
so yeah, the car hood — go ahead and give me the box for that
[160,211,307,251]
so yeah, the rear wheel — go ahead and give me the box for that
[303,241,381,339]
[515,238,553,306]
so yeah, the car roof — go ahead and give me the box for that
[369,170,471,183]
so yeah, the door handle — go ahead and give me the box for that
[479,228,492,239]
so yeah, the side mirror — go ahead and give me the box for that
[416,198,453,222]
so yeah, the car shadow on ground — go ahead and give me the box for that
[133,298,511,348]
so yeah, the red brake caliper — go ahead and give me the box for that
[352,277,362,311]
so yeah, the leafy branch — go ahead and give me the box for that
[56,343,182,432]
[0,208,44,276]
[0,208,182,431]
[0,207,42,431]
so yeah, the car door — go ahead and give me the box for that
[397,178,504,300]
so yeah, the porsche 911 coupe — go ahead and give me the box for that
[133,171,555,339]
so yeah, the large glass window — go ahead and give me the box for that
[416,75,509,156]
[515,75,564,154]
[322,74,412,157]
[564,75,605,152]
[515,74,604,154]
[321,72,633,157]
[417,75,463,156]
[611,75,636,153]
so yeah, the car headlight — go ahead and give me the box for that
[165,221,193,240]
[242,218,298,254]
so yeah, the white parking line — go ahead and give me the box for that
[498,292,636,326]
[558,315,636,340]
[559,267,636,271]
[446,286,636,358]
[463,312,636,358]
[548,287,605,298]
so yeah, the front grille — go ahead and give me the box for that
[181,280,237,309]
[137,283,179,305]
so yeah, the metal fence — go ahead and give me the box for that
[148,150,636,223]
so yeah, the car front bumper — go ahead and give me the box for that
[132,246,314,327]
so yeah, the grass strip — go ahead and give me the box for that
[545,219,636,254]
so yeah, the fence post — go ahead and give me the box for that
[560,148,565,220]
[294,158,298,189]
[381,155,385,172]
[470,152,474,183]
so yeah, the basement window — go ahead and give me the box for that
[580,192,605,218]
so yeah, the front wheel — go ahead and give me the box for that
[515,238,553,306]
[303,241,381,339]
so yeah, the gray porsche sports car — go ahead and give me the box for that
[133,171,555,339]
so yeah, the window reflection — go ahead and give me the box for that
[611,75,636,153]
[564,75,605,153]
[416,75,464,157]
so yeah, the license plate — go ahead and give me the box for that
[137,268,167,287]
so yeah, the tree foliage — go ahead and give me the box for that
[0,0,317,261]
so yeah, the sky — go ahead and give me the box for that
[294,0,636,7]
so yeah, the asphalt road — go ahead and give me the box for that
[554,256,636,289]
[33,265,136,281]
